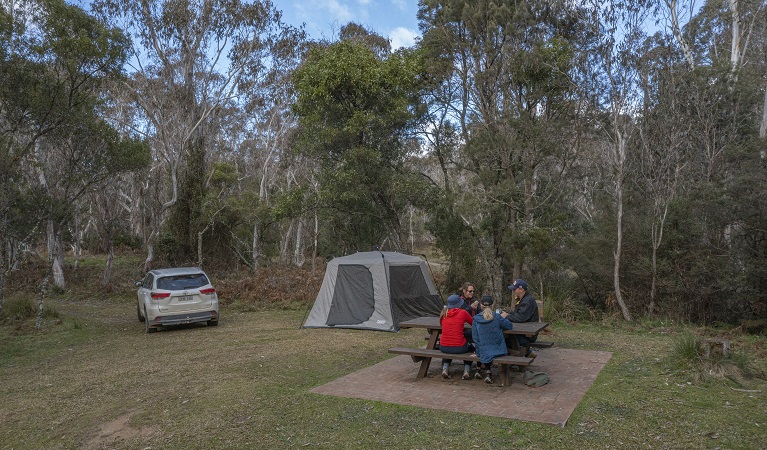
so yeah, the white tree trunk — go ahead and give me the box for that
[280,221,293,264]
[729,0,742,71]
[312,211,318,276]
[612,131,632,322]
[251,222,261,272]
[408,206,414,254]
[197,229,204,268]
[667,0,695,70]
[47,221,65,289]
[103,242,114,286]
[294,218,304,267]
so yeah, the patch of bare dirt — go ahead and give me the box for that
[83,411,157,450]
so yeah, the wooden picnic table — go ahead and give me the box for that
[397,316,550,379]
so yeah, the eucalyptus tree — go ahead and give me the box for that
[418,0,585,296]
[0,0,147,324]
[633,35,689,316]
[578,0,659,321]
[671,0,767,149]
[92,0,288,270]
[663,0,767,322]
[292,25,430,254]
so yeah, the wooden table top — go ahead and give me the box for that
[399,315,548,336]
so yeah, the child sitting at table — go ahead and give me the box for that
[471,295,513,383]
[438,294,475,379]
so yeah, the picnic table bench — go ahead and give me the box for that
[392,316,551,385]
[388,347,534,386]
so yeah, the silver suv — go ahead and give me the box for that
[135,267,220,333]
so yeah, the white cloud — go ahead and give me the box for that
[389,26,418,50]
[391,0,407,10]
[323,0,354,23]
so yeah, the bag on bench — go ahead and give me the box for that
[523,370,550,387]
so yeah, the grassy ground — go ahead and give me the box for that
[1,256,766,449]
[1,296,765,449]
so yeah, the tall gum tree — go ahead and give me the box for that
[0,0,145,323]
[418,0,583,297]
[92,0,286,270]
[582,0,655,321]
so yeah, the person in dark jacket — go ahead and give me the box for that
[458,282,481,317]
[472,295,513,383]
[500,279,539,357]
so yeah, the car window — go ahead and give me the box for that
[143,273,153,289]
[157,273,210,291]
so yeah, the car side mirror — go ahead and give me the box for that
[134,281,143,287]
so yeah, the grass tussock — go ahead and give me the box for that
[671,332,764,385]
[1,294,59,323]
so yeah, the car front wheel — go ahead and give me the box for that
[137,303,145,322]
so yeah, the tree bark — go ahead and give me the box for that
[294,218,304,267]
[47,221,65,289]
[761,66,767,159]
[667,0,695,70]
[103,241,114,286]
[729,0,742,71]
[312,210,318,276]
[612,132,632,322]
[251,222,261,272]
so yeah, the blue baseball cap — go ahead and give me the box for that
[447,294,462,309]
[507,279,528,291]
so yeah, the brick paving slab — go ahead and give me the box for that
[310,347,611,427]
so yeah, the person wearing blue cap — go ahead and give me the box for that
[438,294,475,379]
[500,279,540,357]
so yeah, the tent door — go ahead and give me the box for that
[325,264,375,326]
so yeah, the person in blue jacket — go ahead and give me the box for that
[471,295,513,383]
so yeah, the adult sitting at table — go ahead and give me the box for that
[500,279,540,358]
[458,282,481,317]
[472,295,513,383]
[438,294,475,380]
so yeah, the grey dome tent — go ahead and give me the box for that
[303,251,443,332]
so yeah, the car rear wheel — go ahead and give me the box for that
[137,303,145,322]
[207,319,219,327]
[144,307,157,334]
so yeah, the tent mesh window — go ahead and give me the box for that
[389,265,442,324]
[326,264,375,326]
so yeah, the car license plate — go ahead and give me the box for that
[177,295,193,302]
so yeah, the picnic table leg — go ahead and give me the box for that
[416,357,432,378]
[506,334,522,356]
[412,329,439,377]
[500,365,510,386]
[411,329,440,363]
[507,333,537,357]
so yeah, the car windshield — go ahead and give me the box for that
[157,274,210,291]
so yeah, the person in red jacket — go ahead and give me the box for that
[439,294,475,379]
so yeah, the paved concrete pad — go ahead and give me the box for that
[311,347,612,427]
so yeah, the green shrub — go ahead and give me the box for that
[3,295,37,321]
[540,282,597,323]
[2,294,59,322]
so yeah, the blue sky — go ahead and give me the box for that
[271,0,421,49]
